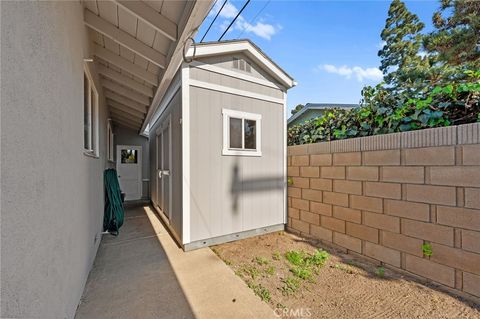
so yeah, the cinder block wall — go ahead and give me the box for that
[287,123,480,299]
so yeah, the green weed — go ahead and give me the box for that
[248,282,271,302]
[375,266,385,278]
[255,256,269,265]
[272,251,281,261]
[422,243,433,257]
[281,276,301,296]
[333,263,354,274]
[290,266,313,280]
[265,266,276,276]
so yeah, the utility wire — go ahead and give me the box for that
[218,0,251,41]
[236,0,271,39]
[200,0,226,43]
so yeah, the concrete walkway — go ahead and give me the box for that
[76,204,275,319]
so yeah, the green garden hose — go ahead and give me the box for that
[103,168,124,235]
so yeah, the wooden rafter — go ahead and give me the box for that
[94,44,159,86]
[105,90,147,113]
[102,78,150,105]
[114,0,177,41]
[84,9,166,68]
[97,64,153,97]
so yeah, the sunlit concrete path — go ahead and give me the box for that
[75,204,275,319]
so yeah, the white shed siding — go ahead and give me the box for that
[188,82,285,242]
[148,84,183,241]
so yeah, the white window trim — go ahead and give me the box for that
[107,119,114,162]
[222,108,262,157]
[83,64,99,157]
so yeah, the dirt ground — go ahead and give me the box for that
[212,231,480,319]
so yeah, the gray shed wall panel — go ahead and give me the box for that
[197,52,281,86]
[190,67,283,99]
[188,84,285,243]
[1,2,109,318]
[149,84,183,240]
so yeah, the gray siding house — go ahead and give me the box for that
[288,103,358,127]
[148,40,296,250]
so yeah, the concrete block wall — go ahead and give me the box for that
[287,123,480,299]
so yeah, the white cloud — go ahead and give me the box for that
[208,1,279,40]
[234,18,278,40]
[319,64,383,82]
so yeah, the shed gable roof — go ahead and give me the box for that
[186,40,296,89]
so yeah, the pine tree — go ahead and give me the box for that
[378,0,428,92]
[424,0,480,69]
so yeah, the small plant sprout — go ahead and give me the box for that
[333,263,354,274]
[255,256,269,265]
[287,177,293,186]
[281,276,301,296]
[290,266,313,280]
[422,243,433,257]
[376,266,385,278]
[272,251,281,260]
[248,282,271,302]
[265,266,276,276]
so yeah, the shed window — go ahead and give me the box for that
[84,66,99,157]
[222,109,262,156]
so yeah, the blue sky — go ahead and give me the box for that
[195,0,439,113]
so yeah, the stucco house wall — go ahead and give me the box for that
[1,2,109,318]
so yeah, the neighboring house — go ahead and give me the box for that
[287,103,358,127]
[148,40,296,250]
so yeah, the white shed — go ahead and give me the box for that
[147,40,296,250]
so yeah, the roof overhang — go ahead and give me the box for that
[83,0,214,135]
[186,40,296,89]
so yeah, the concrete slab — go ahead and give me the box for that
[76,205,276,319]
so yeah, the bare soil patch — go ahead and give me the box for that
[212,231,480,319]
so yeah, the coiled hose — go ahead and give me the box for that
[103,168,124,235]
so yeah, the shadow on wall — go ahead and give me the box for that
[230,159,285,212]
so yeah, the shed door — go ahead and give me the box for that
[156,117,172,220]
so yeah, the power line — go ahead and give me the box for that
[237,0,271,39]
[200,0,227,43]
[218,0,251,41]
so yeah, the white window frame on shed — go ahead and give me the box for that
[83,64,99,157]
[222,108,262,157]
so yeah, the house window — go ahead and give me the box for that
[83,66,99,157]
[107,119,114,162]
[222,109,262,156]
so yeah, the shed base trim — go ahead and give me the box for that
[183,224,285,251]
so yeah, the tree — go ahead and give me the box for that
[291,104,305,115]
[378,0,429,92]
[424,0,480,70]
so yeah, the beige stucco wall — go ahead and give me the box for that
[287,123,480,300]
[1,2,109,318]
